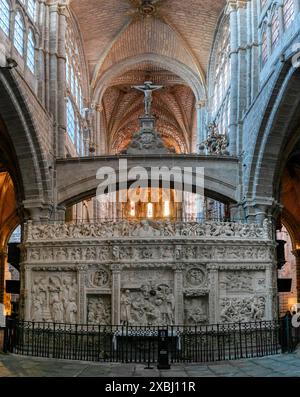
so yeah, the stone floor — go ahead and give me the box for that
[1,353,300,377]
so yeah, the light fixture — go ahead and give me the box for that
[147,202,153,218]
[0,58,18,70]
[163,201,170,217]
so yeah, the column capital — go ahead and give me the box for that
[195,99,206,109]
[226,0,248,13]
[292,248,300,258]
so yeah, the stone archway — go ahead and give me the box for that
[245,61,300,214]
[0,70,52,220]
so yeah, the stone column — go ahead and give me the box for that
[49,2,67,158]
[57,4,67,158]
[23,265,31,321]
[227,0,248,155]
[278,4,284,35]
[37,0,47,105]
[196,100,207,153]
[294,0,300,15]
[208,265,219,323]
[77,265,87,323]
[111,264,121,325]
[95,104,104,155]
[173,264,184,324]
[265,264,274,320]
[0,248,7,305]
[227,1,238,156]
[292,249,300,304]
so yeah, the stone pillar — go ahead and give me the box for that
[95,104,104,155]
[49,2,67,158]
[227,1,238,156]
[23,265,31,321]
[227,0,249,155]
[294,0,300,15]
[111,265,121,325]
[208,265,219,323]
[0,248,7,305]
[292,249,300,304]
[278,4,284,35]
[57,4,67,158]
[196,100,207,153]
[173,264,184,324]
[37,0,47,105]
[77,265,87,323]
[265,264,274,320]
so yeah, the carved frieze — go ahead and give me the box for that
[25,220,271,241]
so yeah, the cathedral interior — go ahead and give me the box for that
[0,0,300,329]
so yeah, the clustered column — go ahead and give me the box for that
[227,0,248,156]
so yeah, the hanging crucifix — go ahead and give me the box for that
[132,81,163,116]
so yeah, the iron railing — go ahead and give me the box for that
[3,319,281,363]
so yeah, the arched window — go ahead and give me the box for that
[27,29,35,73]
[0,0,10,36]
[67,99,75,143]
[27,0,36,21]
[283,0,295,30]
[271,11,280,50]
[65,22,86,156]
[14,12,24,55]
[262,30,268,65]
[211,19,230,135]
[261,0,267,10]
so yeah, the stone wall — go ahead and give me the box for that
[20,220,276,326]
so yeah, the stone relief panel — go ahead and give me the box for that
[219,271,266,294]
[25,219,272,241]
[220,296,266,323]
[87,295,111,325]
[120,270,175,326]
[85,266,111,289]
[26,244,274,265]
[184,297,208,325]
[183,265,209,296]
[31,272,78,323]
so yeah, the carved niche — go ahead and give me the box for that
[184,296,208,325]
[31,272,78,323]
[87,295,111,325]
[120,270,175,326]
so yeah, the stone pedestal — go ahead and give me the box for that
[0,303,5,327]
[126,115,171,154]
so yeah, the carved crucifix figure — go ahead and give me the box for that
[132,81,163,115]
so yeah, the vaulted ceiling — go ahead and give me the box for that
[69,0,226,153]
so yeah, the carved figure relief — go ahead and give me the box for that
[91,269,110,288]
[220,296,266,323]
[31,273,77,323]
[87,295,111,325]
[120,282,175,326]
[184,297,208,325]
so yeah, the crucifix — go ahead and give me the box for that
[132,81,163,116]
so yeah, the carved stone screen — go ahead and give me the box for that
[20,220,276,325]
